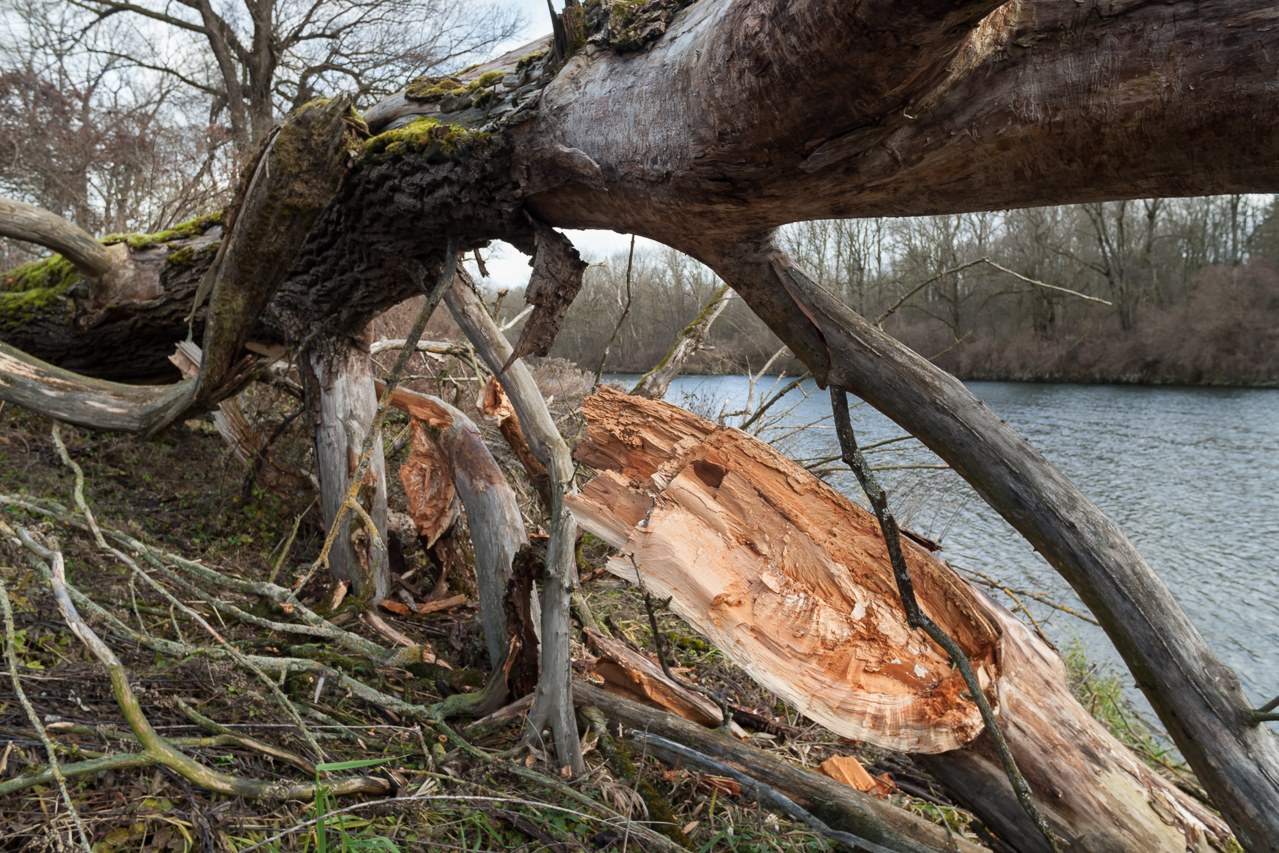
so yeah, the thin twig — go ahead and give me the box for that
[594,234,636,388]
[0,564,92,852]
[830,387,1061,853]
[50,433,327,760]
[639,734,896,853]
[958,568,1100,626]
[876,257,1109,328]
[741,371,812,431]
[1,525,388,801]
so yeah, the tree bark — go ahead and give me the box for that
[0,195,115,276]
[304,337,390,605]
[689,237,1279,846]
[566,387,1231,852]
[376,381,526,669]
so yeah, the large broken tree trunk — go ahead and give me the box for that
[2,0,1279,845]
[566,387,1230,853]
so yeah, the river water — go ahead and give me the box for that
[603,374,1279,712]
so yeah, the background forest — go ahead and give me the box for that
[549,196,1279,386]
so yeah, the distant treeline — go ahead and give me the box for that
[510,194,1279,386]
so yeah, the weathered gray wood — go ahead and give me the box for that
[703,238,1279,851]
[0,342,194,434]
[377,382,525,668]
[0,195,115,276]
[573,681,984,853]
[445,270,584,775]
[631,283,733,400]
[304,339,390,605]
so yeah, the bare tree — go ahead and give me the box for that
[66,0,524,149]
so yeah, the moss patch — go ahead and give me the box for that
[362,117,491,161]
[467,70,505,93]
[404,76,464,101]
[0,252,84,325]
[514,49,546,72]
[99,212,225,250]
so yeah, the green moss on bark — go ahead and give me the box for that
[362,117,491,161]
[99,212,225,250]
[0,254,80,326]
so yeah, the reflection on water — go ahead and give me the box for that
[602,375,1279,710]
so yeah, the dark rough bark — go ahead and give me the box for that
[1,225,221,383]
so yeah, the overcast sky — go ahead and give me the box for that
[464,1,664,290]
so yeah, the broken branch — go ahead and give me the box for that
[830,386,1059,853]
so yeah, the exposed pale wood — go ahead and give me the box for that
[569,388,993,754]
[583,627,748,738]
[574,681,985,853]
[817,755,892,797]
[631,283,733,400]
[399,419,460,548]
[444,270,583,775]
[476,377,551,510]
[566,387,1230,852]
[375,380,525,668]
[305,340,390,605]
[0,195,115,276]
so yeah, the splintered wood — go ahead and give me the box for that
[567,389,1232,851]
[400,418,459,547]
[565,387,997,754]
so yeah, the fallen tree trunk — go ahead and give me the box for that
[566,388,1230,853]
[573,681,985,853]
